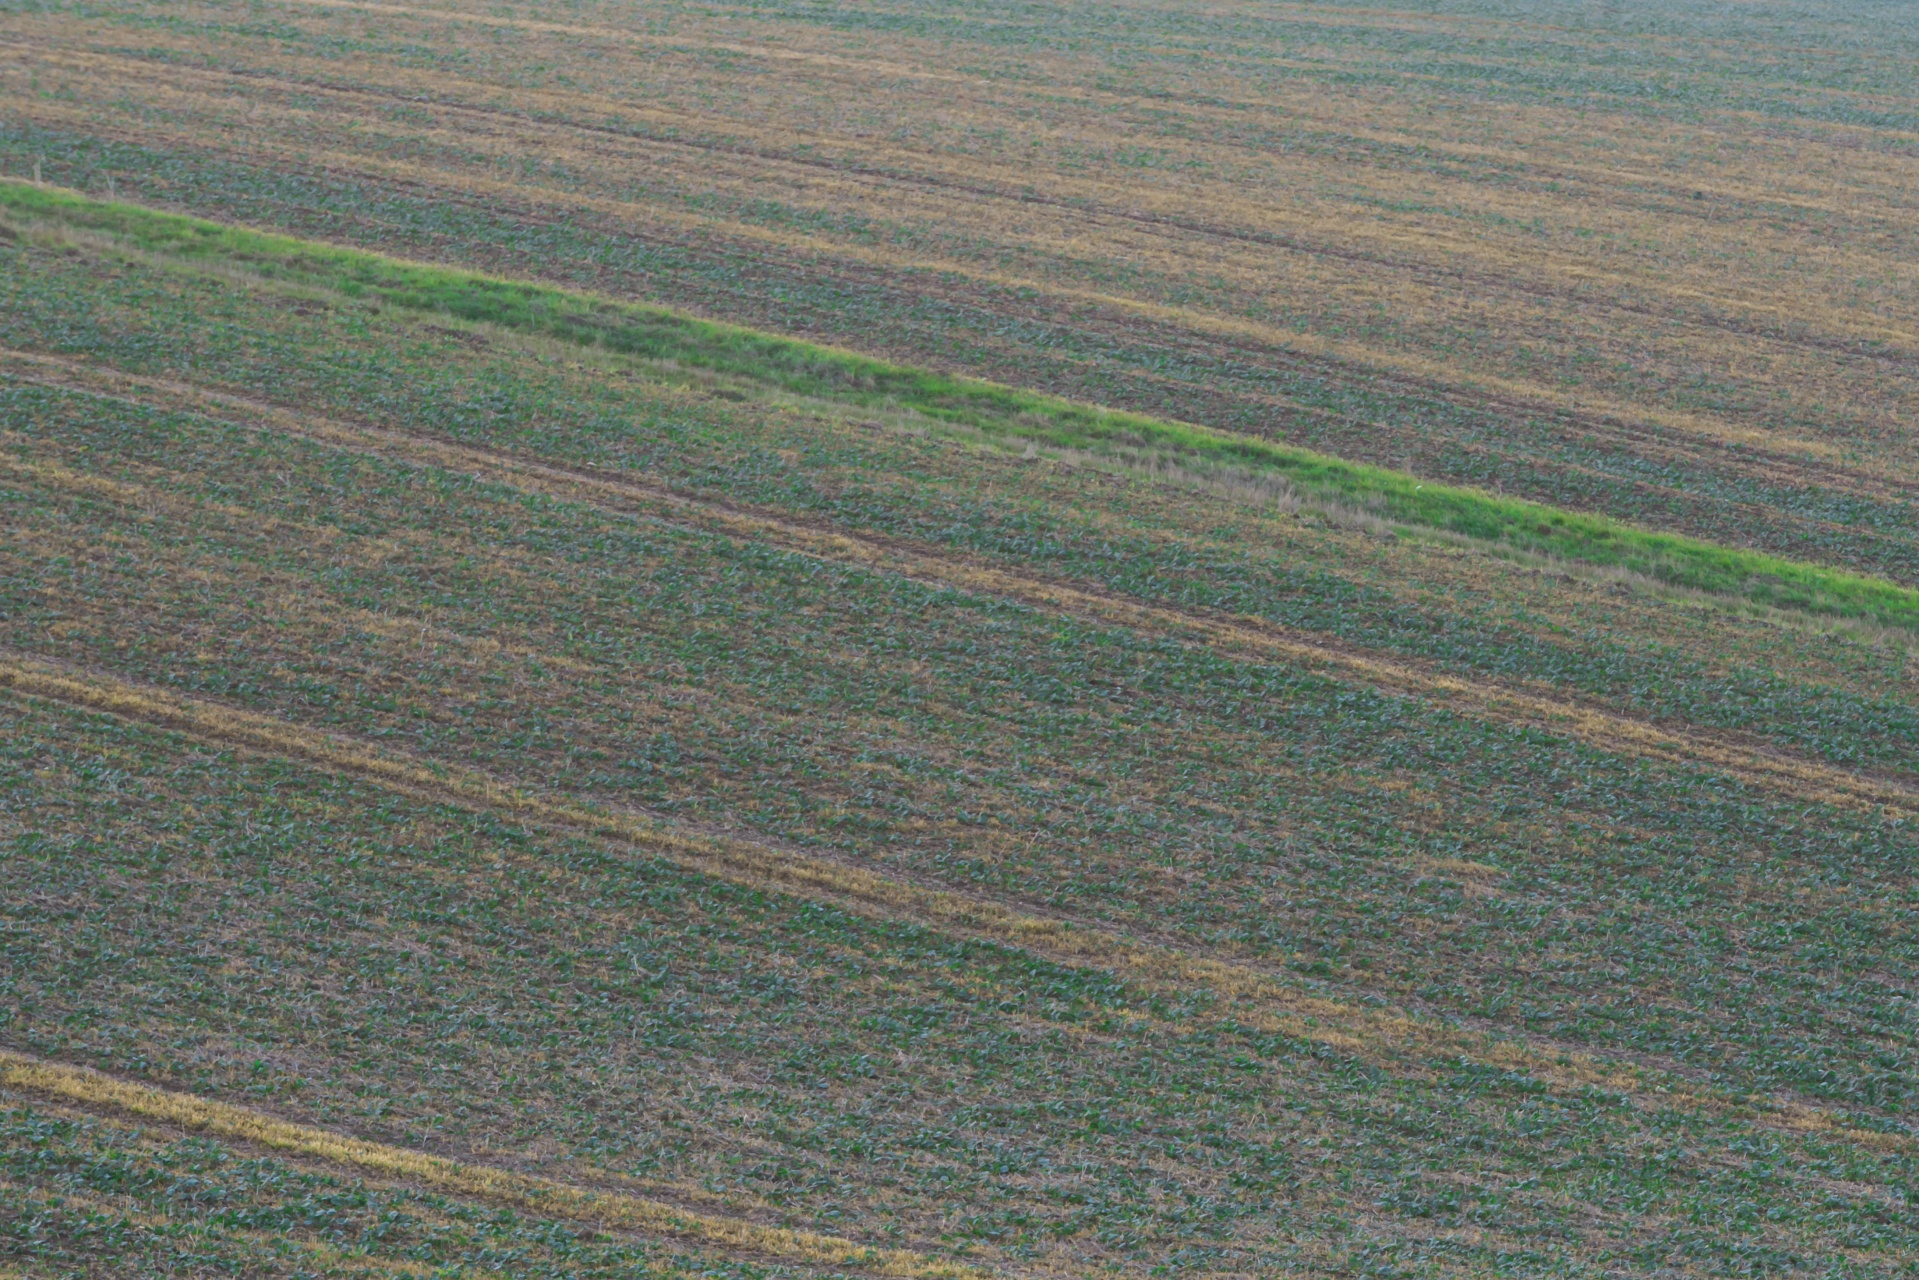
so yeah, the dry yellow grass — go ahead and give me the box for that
[0,1050,1002,1280]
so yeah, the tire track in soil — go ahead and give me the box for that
[10,61,1912,538]
[16,28,1919,374]
[1,650,1911,1162]
[0,1051,1006,1280]
[7,345,1916,817]
[16,348,1918,1129]
[8,60,1913,525]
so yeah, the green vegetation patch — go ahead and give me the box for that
[6,179,1917,631]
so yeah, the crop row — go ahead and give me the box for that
[6,0,1919,588]
[2,205,1915,783]
[3,352,1915,1112]
[6,694,1918,1276]
[11,179,1917,630]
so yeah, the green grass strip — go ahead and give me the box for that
[7,178,1916,630]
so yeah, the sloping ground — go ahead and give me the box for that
[5,0,1919,583]
[1,206,1916,1278]
[11,181,1919,632]
[3,682,1917,1277]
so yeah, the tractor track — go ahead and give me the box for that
[7,345,1917,818]
[1,648,1910,1160]
[0,1050,1003,1280]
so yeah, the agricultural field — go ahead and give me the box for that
[7,0,1919,582]
[2,0,1918,1277]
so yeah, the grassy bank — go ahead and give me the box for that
[7,178,1915,630]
